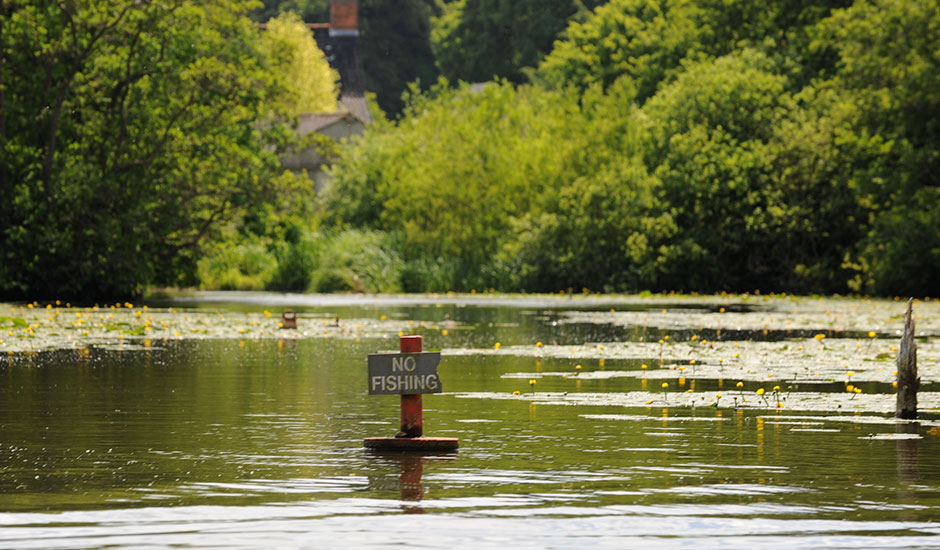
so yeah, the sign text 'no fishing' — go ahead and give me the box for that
[367,351,442,395]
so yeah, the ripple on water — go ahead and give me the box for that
[1,500,938,550]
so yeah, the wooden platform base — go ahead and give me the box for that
[364,436,459,452]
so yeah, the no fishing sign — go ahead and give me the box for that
[363,335,458,452]
[367,351,443,395]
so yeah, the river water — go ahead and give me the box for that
[1,296,939,548]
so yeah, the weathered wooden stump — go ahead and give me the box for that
[896,298,919,419]
[280,309,297,329]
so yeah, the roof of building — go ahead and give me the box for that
[296,111,363,135]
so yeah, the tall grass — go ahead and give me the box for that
[198,228,404,293]
[197,237,276,291]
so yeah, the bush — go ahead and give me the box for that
[310,230,404,293]
[323,81,586,286]
[399,257,465,293]
[267,236,319,292]
[197,238,277,291]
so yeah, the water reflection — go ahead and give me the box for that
[363,451,463,516]
[896,422,920,484]
[397,454,424,508]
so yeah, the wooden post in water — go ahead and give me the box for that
[896,298,919,419]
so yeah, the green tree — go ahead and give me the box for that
[323,81,587,290]
[317,0,940,297]
[253,0,328,22]
[538,0,850,101]
[538,0,704,101]
[817,0,940,295]
[433,0,604,84]
[638,51,857,292]
[0,0,306,299]
[261,11,339,113]
[766,85,872,292]
[359,0,440,116]
[695,0,852,84]
[492,81,672,292]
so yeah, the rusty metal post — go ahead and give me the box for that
[896,298,919,419]
[398,335,423,437]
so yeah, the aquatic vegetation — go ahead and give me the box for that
[448,294,940,415]
[0,302,427,353]
[572,296,939,334]
[4,293,938,416]
[451,389,940,416]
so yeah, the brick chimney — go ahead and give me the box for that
[330,0,359,36]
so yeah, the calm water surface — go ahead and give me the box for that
[1,298,939,548]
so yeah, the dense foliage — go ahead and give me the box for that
[0,0,333,299]
[358,0,440,116]
[320,0,940,296]
[260,12,338,113]
[254,0,328,22]
[432,0,605,84]
[5,0,938,298]
[251,0,440,117]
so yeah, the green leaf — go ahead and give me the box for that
[0,317,29,328]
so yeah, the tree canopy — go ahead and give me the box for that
[433,0,605,84]
[320,0,940,296]
[5,0,939,298]
[0,0,321,299]
[817,0,940,294]
[261,12,339,114]
[359,0,440,116]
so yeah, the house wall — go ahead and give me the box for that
[280,114,366,192]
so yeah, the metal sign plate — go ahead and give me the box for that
[367,352,442,395]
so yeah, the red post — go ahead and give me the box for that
[398,335,423,437]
